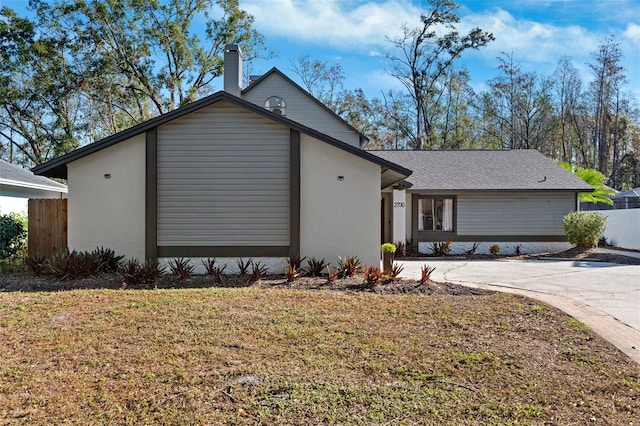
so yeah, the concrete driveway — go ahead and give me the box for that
[399,258,640,363]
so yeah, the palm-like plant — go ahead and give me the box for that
[560,162,617,206]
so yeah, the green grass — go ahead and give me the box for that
[0,288,638,425]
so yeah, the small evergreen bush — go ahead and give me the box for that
[563,211,607,248]
[0,213,27,259]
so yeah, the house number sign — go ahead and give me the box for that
[393,202,405,208]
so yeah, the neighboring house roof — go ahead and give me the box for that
[1,159,67,193]
[32,91,411,187]
[611,187,640,199]
[371,149,593,192]
[243,67,369,147]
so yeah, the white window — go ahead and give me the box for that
[264,96,285,116]
[418,198,454,231]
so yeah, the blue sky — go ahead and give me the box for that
[242,0,640,101]
[2,0,639,101]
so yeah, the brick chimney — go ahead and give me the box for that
[223,44,243,97]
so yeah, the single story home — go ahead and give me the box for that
[373,150,593,255]
[33,44,590,266]
[1,159,67,215]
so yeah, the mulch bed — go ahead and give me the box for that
[0,271,493,296]
[1,246,637,293]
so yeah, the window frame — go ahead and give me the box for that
[413,194,457,240]
[264,96,286,116]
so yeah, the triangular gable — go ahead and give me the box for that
[242,68,368,148]
[33,91,410,183]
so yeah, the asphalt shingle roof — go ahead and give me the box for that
[371,150,593,191]
[0,159,67,191]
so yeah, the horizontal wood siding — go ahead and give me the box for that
[157,101,290,246]
[243,73,360,147]
[457,193,574,236]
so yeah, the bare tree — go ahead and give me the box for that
[589,37,625,175]
[385,0,493,149]
[552,57,584,162]
[289,55,344,109]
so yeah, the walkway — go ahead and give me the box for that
[399,257,640,364]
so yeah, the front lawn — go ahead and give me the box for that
[1,287,638,424]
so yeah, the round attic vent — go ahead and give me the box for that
[264,96,285,116]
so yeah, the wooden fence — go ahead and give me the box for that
[28,198,68,258]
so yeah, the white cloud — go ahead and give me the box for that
[624,23,640,42]
[242,0,422,52]
[240,1,638,97]
[461,8,599,65]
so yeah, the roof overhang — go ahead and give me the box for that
[0,178,68,193]
[32,91,412,186]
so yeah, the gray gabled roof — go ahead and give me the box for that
[243,67,369,147]
[32,91,411,185]
[371,149,593,192]
[1,159,67,192]
[611,187,640,199]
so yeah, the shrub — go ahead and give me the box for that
[463,243,480,256]
[512,244,522,256]
[285,264,303,282]
[168,257,195,280]
[381,243,397,253]
[326,266,339,284]
[420,264,436,286]
[249,261,268,282]
[0,256,25,273]
[288,255,306,270]
[46,249,103,280]
[201,258,218,275]
[119,259,144,286]
[338,256,361,277]
[200,258,228,283]
[387,263,404,281]
[91,247,124,272]
[489,244,501,255]
[305,257,327,277]
[563,211,607,248]
[26,253,48,276]
[0,213,27,259]
[430,241,451,256]
[119,259,165,287]
[402,238,418,257]
[236,258,252,275]
[209,264,227,284]
[363,265,382,288]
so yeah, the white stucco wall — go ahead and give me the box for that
[67,134,146,259]
[600,209,640,250]
[300,135,381,266]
